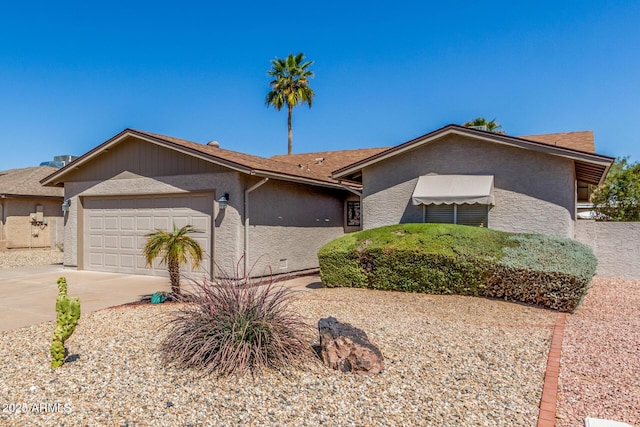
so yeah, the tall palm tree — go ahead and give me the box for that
[463,117,505,134]
[266,52,315,155]
[143,224,203,295]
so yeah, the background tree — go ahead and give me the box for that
[266,52,315,155]
[143,224,204,295]
[592,157,640,221]
[463,117,505,134]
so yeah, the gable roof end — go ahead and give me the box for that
[331,124,614,186]
[40,129,357,190]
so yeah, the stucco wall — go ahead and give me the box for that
[63,171,245,273]
[362,134,576,237]
[0,198,63,249]
[246,178,348,275]
[575,220,640,279]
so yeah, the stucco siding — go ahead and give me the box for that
[362,134,575,237]
[0,198,63,249]
[247,179,347,275]
[575,221,640,279]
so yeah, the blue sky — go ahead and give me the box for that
[1,1,638,171]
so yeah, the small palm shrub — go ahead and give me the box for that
[143,224,204,295]
[160,275,312,376]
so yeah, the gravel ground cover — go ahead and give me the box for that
[0,249,63,269]
[0,287,555,426]
[557,277,640,427]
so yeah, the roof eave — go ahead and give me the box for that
[41,129,254,186]
[332,125,615,181]
[250,170,359,191]
[0,193,63,199]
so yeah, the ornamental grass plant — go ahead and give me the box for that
[159,272,313,377]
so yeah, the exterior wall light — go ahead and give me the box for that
[218,193,229,210]
[61,199,71,213]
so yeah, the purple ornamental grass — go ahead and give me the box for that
[160,274,313,377]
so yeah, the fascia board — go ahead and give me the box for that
[333,127,615,178]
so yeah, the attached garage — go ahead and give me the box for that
[41,128,357,279]
[82,193,213,277]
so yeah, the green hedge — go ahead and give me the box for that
[317,224,597,313]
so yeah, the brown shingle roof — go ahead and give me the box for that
[519,131,595,153]
[41,126,607,189]
[132,130,346,185]
[271,148,390,179]
[0,166,63,197]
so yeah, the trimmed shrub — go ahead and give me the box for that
[317,236,367,289]
[317,224,597,313]
[160,275,313,377]
[486,234,597,312]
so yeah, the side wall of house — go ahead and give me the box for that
[575,220,640,279]
[246,177,348,275]
[1,198,63,249]
[362,134,576,237]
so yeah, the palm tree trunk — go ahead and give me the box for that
[168,259,181,295]
[287,105,293,155]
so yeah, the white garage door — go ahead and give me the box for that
[83,193,213,277]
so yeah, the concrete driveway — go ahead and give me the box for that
[0,265,170,332]
[0,265,324,332]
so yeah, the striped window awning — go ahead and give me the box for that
[411,174,495,206]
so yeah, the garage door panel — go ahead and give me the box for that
[191,217,209,230]
[193,236,208,249]
[90,217,104,231]
[104,217,118,230]
[120,254,135,268]
[171,216,190,229]
[136,255,149,269]
[135,235,148,251]
[153,216,170,231]
[104,253,118,267]
[120,235,135,249]
[120,217,135,230]
[84,194,213,277]
[136,216,153,232]
[89,253,103,266]
[104,235,118,249]
[89,235,103,249]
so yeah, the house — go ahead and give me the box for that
[41,129,364,278]
[41,124,614,280]
[0,166,64,250]
[332,124,614,238]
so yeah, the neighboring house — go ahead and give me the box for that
[332,124,614,238]
[41,129,366,279]
[41,125,614,280]
[0,166,64,250]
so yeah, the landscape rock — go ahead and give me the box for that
[318,316,384,374]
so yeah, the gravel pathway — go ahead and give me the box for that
[0,249,63,269]
[557,277,640,427]
[0,288,555,426]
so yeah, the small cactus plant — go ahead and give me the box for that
[50,277,81,369]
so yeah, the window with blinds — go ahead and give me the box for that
[423,204,488,227]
